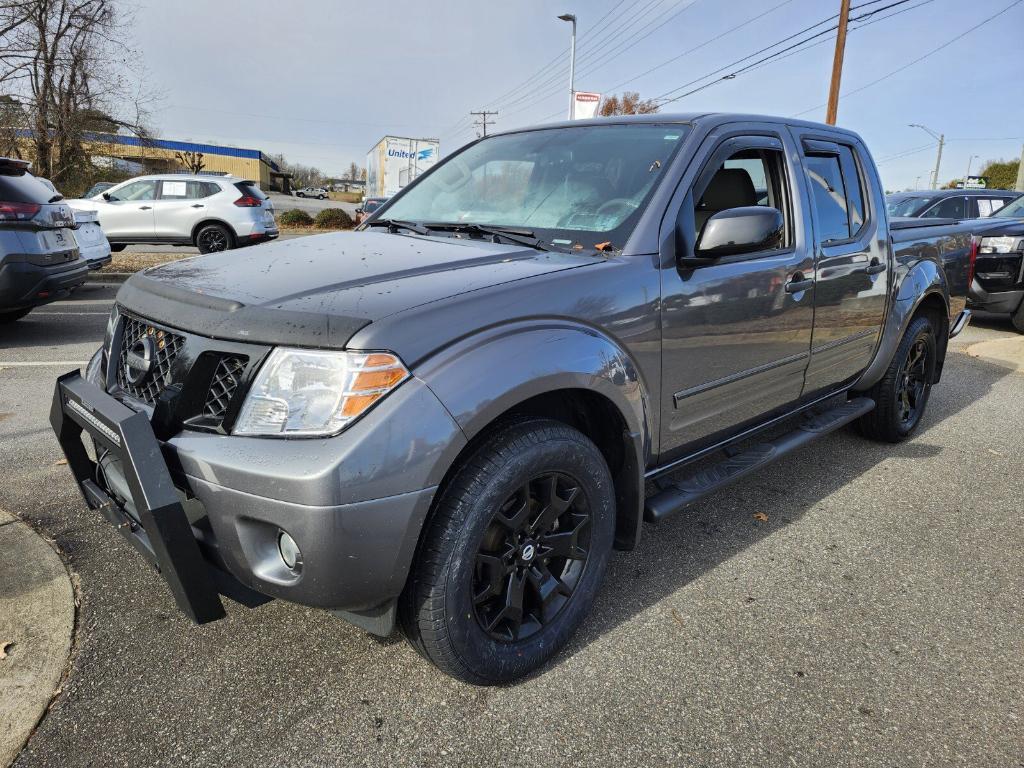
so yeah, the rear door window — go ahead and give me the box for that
[805,154,850,243]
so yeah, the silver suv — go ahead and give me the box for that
[0,157,89,323]
[69,173,278,254]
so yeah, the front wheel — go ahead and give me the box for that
[857,315,937,442]
[195,223,233,254]
[317,194,325,200]
[400,420,615,685]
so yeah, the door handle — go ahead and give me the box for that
[785,275,814,294]
[855,259,886,275]
[191,204,204,208]
[139,205,152,210]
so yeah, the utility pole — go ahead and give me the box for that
[825,0,851,125]
[909,124,944,189]
[558,13,577,119]
[1015,143,1024,191]
[470,110,497,138]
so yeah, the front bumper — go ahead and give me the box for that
[51,364,466,625]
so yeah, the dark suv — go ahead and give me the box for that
[0,157,89,323]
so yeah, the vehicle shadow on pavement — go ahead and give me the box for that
[0,313,108,353]
[556,350,1012,669]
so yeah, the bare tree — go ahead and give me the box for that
[0,0,153,188]
[599,91,660,117]
[175,150,205,174]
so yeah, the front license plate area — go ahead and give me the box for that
[50,370,225,624]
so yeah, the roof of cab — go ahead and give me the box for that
[501,112,864,140]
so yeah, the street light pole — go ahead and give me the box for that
[964,154,979,186]
[558,13,577,120]
[909,123,945,190]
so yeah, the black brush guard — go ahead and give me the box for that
[50,370,226,624]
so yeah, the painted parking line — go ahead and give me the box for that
[30,312,110,316]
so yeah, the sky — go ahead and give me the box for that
[128,0,1024,191]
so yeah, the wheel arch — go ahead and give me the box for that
[416,322,652,550]
[191,218,237,247]
[854,259,950,392]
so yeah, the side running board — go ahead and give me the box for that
[644,397,875,523]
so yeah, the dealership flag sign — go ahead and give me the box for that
[572,92,602,120]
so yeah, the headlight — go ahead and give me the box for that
[978,236,1023,254]
[233,348,408,437]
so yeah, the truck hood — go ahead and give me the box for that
[116,230,602,347]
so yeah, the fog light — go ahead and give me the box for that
[278,531,302,571]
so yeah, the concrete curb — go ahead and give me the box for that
[86,271,131,284]
[0,509,75,768]
[965,337,1024,373]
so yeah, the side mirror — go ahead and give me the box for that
[102,192,112,201]
[694,206,784,258]
[355,208,363,215]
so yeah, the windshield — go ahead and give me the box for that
[992,195,1024,218]
[383,123,689,248]
[886,195,933,217]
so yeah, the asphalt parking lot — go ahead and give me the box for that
[1,289,1022,767]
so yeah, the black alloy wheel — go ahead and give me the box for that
[856,315,937,442]
[472,472,591,642]
[896,336,929,427]
[196,224,230,254]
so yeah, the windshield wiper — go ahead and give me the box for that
[364,218,431,236]
[422,222,558,252]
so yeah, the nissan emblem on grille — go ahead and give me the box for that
[124,336,155,385]
[116,316,186,404]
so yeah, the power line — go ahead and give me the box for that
[791,0,1024,117]
[496,0,680,113]
[652,0,919,107]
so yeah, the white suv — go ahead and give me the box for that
[295,187,327,199]
[69,173,278,253]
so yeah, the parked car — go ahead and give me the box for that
[83,181,116,199]
[72,208,113,270]
[962,194,1024,331]
[886,188,1021,220]
[295,187,327,199]
[53,114,974,684]
[68,174,278,254]
[355,195,388,224]
[0,157,89,323]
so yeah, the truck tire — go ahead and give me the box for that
[856,315,937,443]
[195,223,233,254]
[0,308,31,323]
[109,243,126,253]
[399,419,615,685]
[1011,298,1024,334]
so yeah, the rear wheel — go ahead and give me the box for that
[0,308,31,324]
[195,223,233,254]
[857,315,937,442]
[400,420,615,685]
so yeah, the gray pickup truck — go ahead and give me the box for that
[52,113,973,684]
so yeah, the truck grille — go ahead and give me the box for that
[116,315,186,404]
[202,355,247,422]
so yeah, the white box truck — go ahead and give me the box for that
[365,136,440,199]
